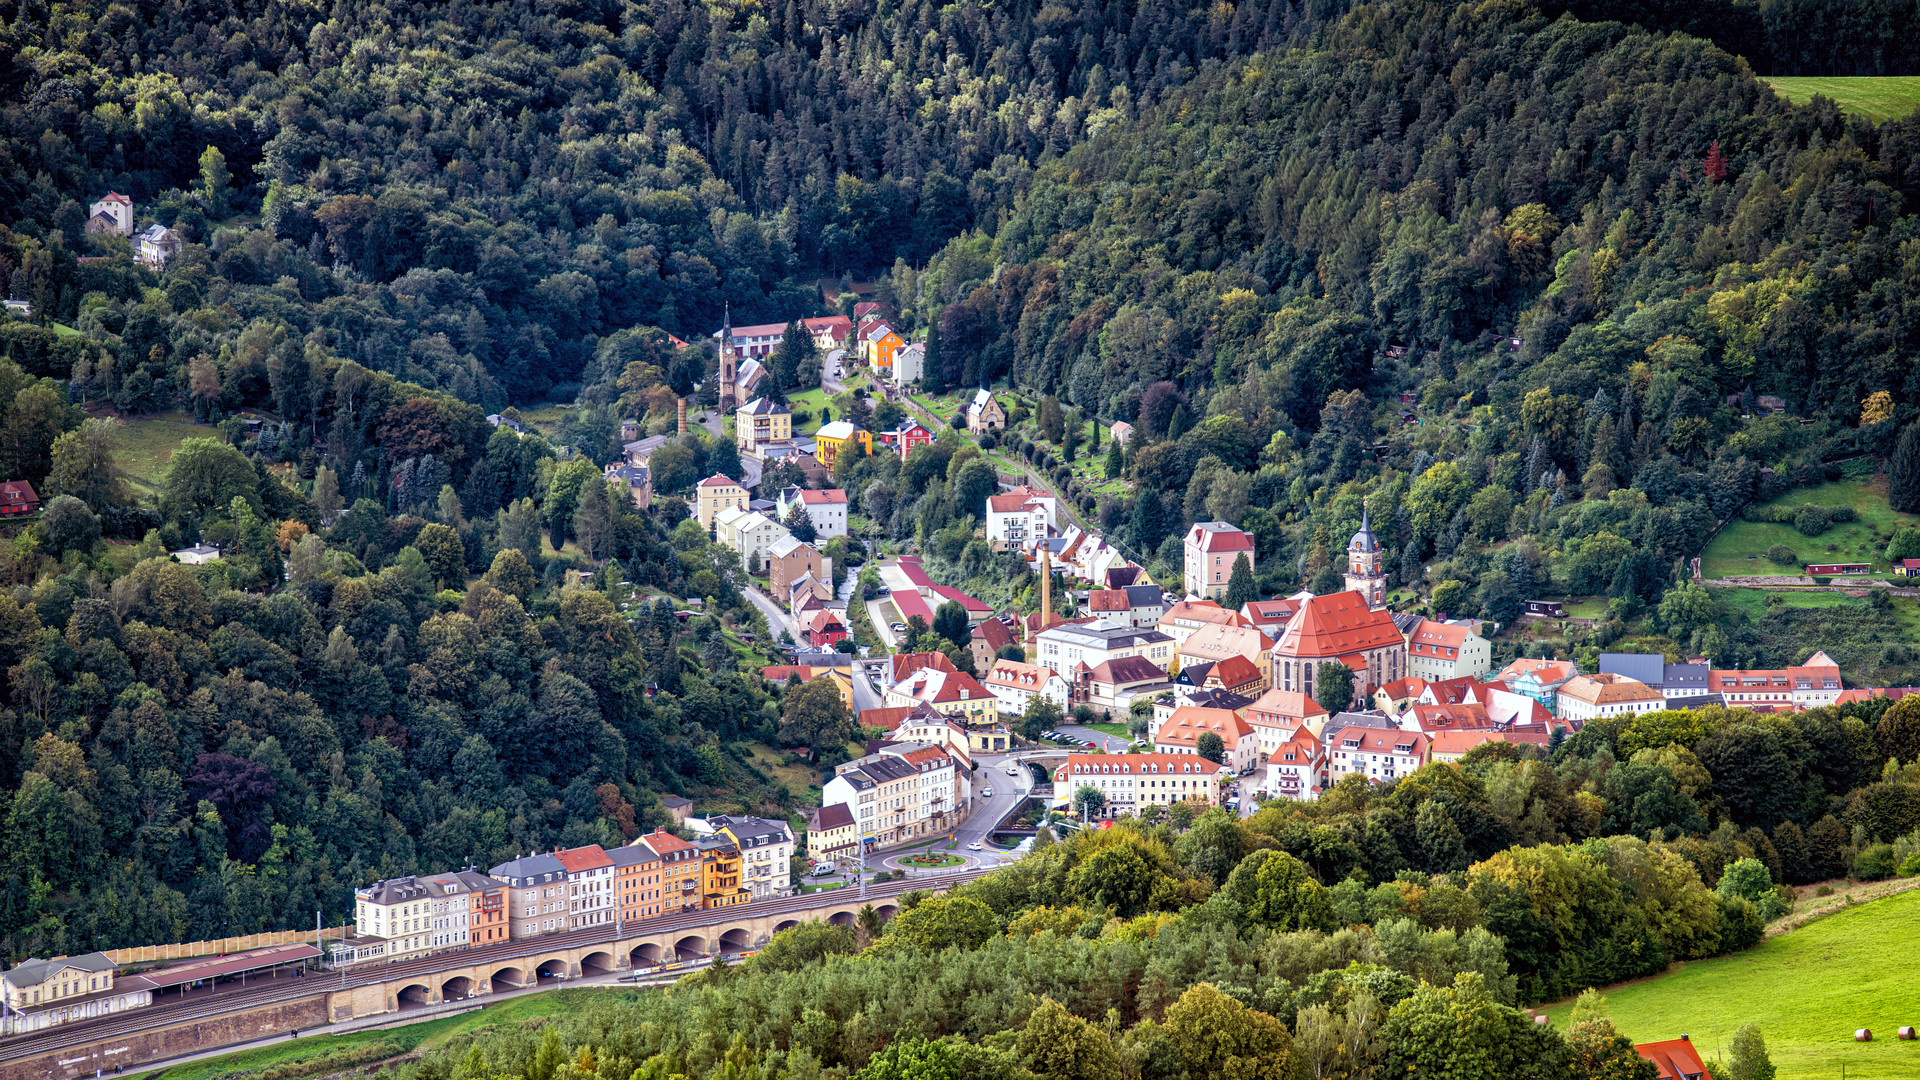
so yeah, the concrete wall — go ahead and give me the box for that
[0,996,328,1080]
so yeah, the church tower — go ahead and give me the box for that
[1343,501,1387,609]
[717,304,739,414]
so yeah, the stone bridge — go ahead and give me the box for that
[324,884,938,1021]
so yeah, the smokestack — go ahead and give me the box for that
[1041,546,1052,626]
[677,397,688,436]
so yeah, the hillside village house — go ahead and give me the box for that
[766,535,824,600]
[634,830,703,913]
[716,321,789,357]
[1036,620,1175,675]
[490,853,570,938]
[1155,705,1261,772]
[136,223,184,266]
[1270,591,1407,706]
[351,877,438,962]
[1158,600,1250,650]
[776,486,849,539]
[763,663,854,709]
[1326,720,1429,785]
[860,319,905,370]
[805,607,849,648]
[884,663,998,726]
[1555,673,1667,723]
[983,658,1072,714]
[603,463,653,509]
[1053,753,1222,820]
[1086,584,1166,627]
[812,421,873,467]
[735,396,795,458]
[1495,658,1579,714]
[696,835,751,908]
[806,803,860,862]
[555,845,617,930]
[0,479,39,516]
[1084,656,1176,712]
[1183,522,1256,600]
[706,815,795,899]
[823,743,960,845]
[1264,729,1326,801]
[88,191,135,234]
[714,505,789,570]
[1243,688,1331,756]
[1240,597,1300,637]
[607,844,665,922]
[696,474,748,530]
[803,315,853,350]
[986,485,1058,550]
[880,419,934,460]
[969,615,1018,671]
[965,389,1005,432]
[893,341,926,385]
[1373,677,1427,715]
[1707,651,1845,708]
[1405,619,1493,681]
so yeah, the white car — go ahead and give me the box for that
[967,842,982,851]
[1005,765,1019,776]
[982,787,994,797]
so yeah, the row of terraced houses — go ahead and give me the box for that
[329,816,792,966]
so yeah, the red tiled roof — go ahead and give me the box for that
[1056,753,1219,782]
[1089,589,1131,612]
[860,706,915,730]
[1275,591,1403,658]
[1208,654,1263,689]
[988,487,1051,513]
[554,845,614,872]
[1634,1039,1709,1080]
[810,803,855,830]
[975,617,1016,650]
[890,651,957,682]
[1157,706,1255,748]
[1378,676,1427,700]
[1187,523,1254,552]
[1425,676,1482,705]
[895,556,937,588]
[1337,729,1428,756]
[1246,688,1327,726]
[638,830,693,855]
[798,488,847,504]
[725,322,792,338]
[1496,658,1577,684]
[1431,729,1509,756]
[1090,656,1167,686]
[698,474,739,488]
[1405,702,1491,732]
[0,480,39,507]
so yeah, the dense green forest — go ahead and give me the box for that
[4,0,1920,986]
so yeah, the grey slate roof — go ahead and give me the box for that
[488,853,567,885]
[1599,652,1666,687]
[2,952,116,989]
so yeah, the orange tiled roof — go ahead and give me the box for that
[1275,591,1403,658]
[1246,688,1327,726]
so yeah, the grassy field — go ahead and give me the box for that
[1715,587,1864,623]
[1542,888,1920,1079]
[1700,480,1918,579]
[1764,77,1920,123]
[129,988,626,1080]
[114,410,217,494]
[512,403,572,436]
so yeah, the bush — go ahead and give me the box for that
[1766,544,1797,565]
[1898,852,1920,877]
[1794,505,1834,536]
[1852,842,1897,880]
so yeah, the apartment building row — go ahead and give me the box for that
[330,817,794,966]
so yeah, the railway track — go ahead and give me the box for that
[0,868,989,1066]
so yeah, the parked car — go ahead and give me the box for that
[982,787,994,797]
[810,863,836,877]
[1005,765,1019,776]
[890,622,906,632]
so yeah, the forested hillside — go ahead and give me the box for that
[4,0,1920,969]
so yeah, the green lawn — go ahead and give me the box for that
[1715,587,1864,624]
[1083,722,1130,738]
[1700,480,1917,579]
[787,386,831,435]
[129,988,625,1080]
[512,403,572,436]
[1542,888,1920,1079]
[52,322,82,336]
[1764,77,1920,123]
[1561,598,1609,619]
[115,410,218,493]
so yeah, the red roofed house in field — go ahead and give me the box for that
[1243,688,1330,756]
[1896,558,1920,580]
[879,419,935,461]
[1633,1037,1709,1080]
[805,608,849,648]
[1270,591,1408,709]
[1184,522,1256,600]
[0,480,39,516]
[1265,728,1326,801]
[1154,706,1260,773]
[1405,619,1492,681]
[803,315,854,351]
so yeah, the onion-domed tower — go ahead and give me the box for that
[1343,501,1387,609]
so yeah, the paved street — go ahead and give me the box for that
[1052,723,1133,753]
